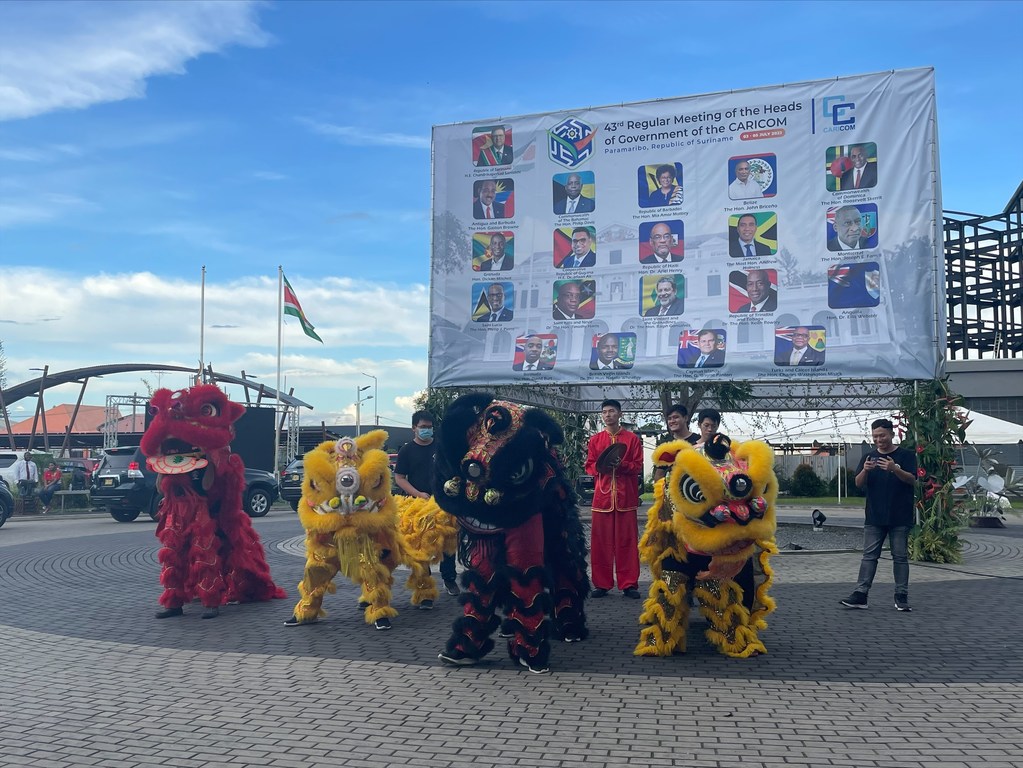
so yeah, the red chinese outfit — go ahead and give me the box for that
[585,428,643,591]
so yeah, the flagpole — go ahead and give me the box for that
[199,265,206,384]
[274,266,283,480]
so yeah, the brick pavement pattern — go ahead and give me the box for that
[1,511,1022,767]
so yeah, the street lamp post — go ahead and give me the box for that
[362,372,378,426]
[355,385,373,436]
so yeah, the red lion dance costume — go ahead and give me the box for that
[434,393,590,674]
[141,385,286,619]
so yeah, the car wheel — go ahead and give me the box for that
[148,493,163,522]
[289,499,300,512]
[245,487,271,518]
[110,508,141,523]
[0,502,10,528]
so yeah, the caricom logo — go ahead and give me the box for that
[820,95,856,133]
[548,117,596,168]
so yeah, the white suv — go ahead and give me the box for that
[0,450,24,490]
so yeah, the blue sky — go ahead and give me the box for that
[1,0,1021,429]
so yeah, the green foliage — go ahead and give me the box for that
[900,378,969,564]
[789,463,825,497]
[825,468,864,498]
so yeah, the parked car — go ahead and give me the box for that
[0,480,12,528]
[280,458,303,511]
[575,473,595,502]
[92,446,279,523]
[0,449,25,491]
[58,457,100,487]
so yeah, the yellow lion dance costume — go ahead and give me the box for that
[636,433,778,658]
[284,430,436,631]
[395,496,459,574]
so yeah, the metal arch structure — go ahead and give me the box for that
[0,363,312,455]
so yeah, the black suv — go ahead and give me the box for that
[0,481,12,529]
[92,446,280,523]
[280,458,303,511]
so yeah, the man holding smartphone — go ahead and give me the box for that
[841,418,918,612]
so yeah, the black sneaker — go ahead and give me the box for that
[284,615,315,627]
[840,591,868,609]
[444,580,461,596]
[155,606,183,619]
[374,617,392,631]
[894,594,913,612]
[518,656,550,675]
[622,588,642,599]
[590,588,609,598]
[358,600,370,609]
[418,599,434,610]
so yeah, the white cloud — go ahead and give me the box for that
[0,1,271,121]
[0,267,431,427]
[297,117,430,149]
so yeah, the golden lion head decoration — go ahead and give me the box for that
[652,434,777,570]
[298,429,398,535]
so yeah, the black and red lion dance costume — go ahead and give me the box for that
[434,393,589,674]
[141,385,286,619]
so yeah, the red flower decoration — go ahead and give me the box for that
[916,468,926,478]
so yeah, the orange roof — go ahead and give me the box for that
[10,404,120,434]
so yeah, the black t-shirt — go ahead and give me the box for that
[855,445,917,527]
[394,440,436,496]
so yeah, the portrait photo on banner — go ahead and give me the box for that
[825,141,878,192]
[677,328,727,369]
[471,231,514,272]
[637,162,684,208]
[828,261,881,309]
[826,203,879,251]
[589,332,637,371]
[472,125,514,167]
[512,333,558,372]
[774,325,826,367]
[552,279,596,321]
[470,281,515,323]
[727,153,777,200]
[638,220,684,263]
[729,268,778,314]
[472,178,515,220]
[639,274,685,317]
[728,211,778,259]
[552,171,596,215]
[554,226,597,269]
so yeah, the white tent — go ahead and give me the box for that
[715,409,1023,446]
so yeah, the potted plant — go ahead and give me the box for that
[953,445,1022,528]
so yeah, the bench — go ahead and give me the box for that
[53,489,91,512]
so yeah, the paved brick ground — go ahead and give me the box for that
[1,509,1022,767]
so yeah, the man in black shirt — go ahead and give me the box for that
[841,418,918,612]
[394,410,460,596]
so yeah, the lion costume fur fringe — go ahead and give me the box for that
[290,429,436,626]
[636,434,778,658]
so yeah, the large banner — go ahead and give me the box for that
[429,68,943,388]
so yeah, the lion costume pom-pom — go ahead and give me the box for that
[635,434,778,658]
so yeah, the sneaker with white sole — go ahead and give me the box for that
[518,656,549,675]
[894,594,912,612]
[438,650,478,666]
[840,591,868,609]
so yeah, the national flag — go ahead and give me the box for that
[472,288,491,321]
[678,330,701,349]
[283,273,323,342]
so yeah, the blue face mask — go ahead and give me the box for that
[417,428,434,440]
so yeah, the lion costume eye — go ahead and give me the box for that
[200,402,219,418]
[507,459,534,485]
[679,475,704,503]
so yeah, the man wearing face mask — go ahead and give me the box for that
[395,410,460,596]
